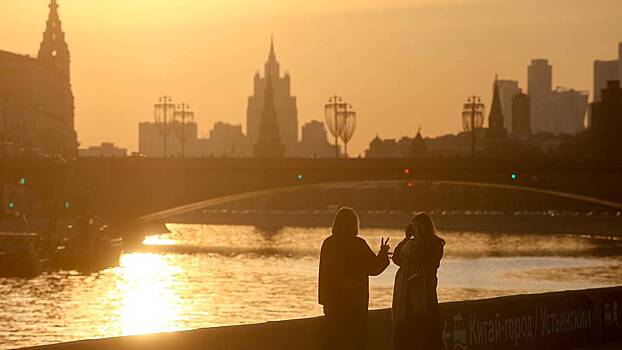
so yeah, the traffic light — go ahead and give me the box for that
[511,172,518,181]
[8,201,15,209]
[404,168,411,175]
[64,201,71,209]
[296,174,304,181]
[19,177,26,185]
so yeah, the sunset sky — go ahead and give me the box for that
[1,0,621,155]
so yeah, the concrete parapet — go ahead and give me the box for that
[23,286,622,350]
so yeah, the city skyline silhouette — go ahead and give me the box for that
[1,0,621,155]
[2,2,622,349]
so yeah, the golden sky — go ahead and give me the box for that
[1,0,621,155]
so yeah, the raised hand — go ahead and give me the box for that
[379,237,390,255]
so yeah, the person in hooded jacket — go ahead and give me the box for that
[318,207,390,350]
[392,212,445,350]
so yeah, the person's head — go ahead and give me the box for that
[331,207,359,237]
[411,212,439,243]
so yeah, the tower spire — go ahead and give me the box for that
[269,35,276,60]
[39,0,70,75]
[264,36,280,80]
[486,77,507,138]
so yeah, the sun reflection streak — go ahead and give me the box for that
[117,253,182,336]
[143,235,177,246]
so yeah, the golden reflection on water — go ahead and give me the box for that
[117,253,183,336]
[2,225,622,349]
[143,235,177,246]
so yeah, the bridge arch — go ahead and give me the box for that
[139,180,622,222]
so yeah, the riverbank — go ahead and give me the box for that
[170,210,622,237]
[21,286,622,350]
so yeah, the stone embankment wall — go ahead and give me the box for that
[25,286,622,350]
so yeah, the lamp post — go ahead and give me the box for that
[462,95,485,158]
[338,104,357,158]
[324,95,346,158]
[174,103,194,158]
[154,95,175,158]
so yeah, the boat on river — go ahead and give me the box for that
[53,220,123,272]
[0,232,49,278]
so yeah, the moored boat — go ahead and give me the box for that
[53,221,123,272]
[0,232,49,278]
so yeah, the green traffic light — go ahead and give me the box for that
[297,174,304,180]
[511,173,518,180]
[64,201,71,209]
[8,202,15,209]
[19,177,26,185]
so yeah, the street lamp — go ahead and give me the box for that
[324,95,346,158]
[154,95,175,158]
[174,103,194,158]
[462,95,485,158]
[338,104,357,158]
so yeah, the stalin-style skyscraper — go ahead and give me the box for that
[247,38,298,156]
[254,72,285,158]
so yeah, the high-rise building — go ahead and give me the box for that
[591,80,622,143]
[296,120,334,158]
[594,60,619,103]
[301,120,328,145]
[247,39,298,155]
[528,59,553,134]
[138,119,253,157]
[528,59,553,97]
[512,90,531,137]
[139,121,198,157]
[591,43,622,127]
[0,0,77,157]
[549,88,588,135]
[208,122,249,157]
[253,73,285,158]
[486,78,507,139]
[496,80,520,133]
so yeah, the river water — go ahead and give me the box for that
[1,224,622,349]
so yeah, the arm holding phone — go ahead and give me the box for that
[392,224,415,266]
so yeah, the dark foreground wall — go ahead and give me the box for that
[24,287,622,350]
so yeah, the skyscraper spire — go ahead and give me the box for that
[487,77,507,138]
[270,35,276,59]
[265,36,280,79]
[38,0,70,75]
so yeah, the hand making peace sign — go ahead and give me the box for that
[379,237,390,256]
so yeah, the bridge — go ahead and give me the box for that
[2,157,622,225]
